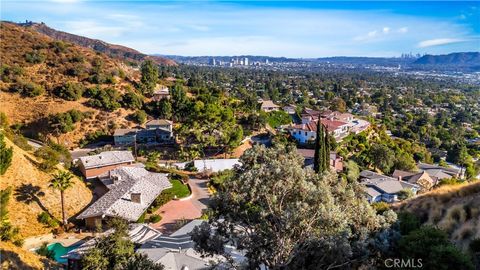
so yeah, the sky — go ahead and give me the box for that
[1,1,479,57]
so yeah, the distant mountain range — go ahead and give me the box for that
[163,52,480,72]
[8,21,478,72]
[15,21,176,66]
[413,52,480,65]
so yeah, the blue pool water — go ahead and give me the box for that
[47,242,80,264]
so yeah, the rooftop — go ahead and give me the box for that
[260,100,280,108]
[361,170,418,194]
[64,223,160,260]
[77,167,171,221]
[146,119,173,126]
[113,128,139,136]
[78,151,135,169]
[138,220,245,269]
[418,162,460,175]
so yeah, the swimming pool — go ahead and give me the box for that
[47,242,81,264]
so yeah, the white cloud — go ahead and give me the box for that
[368,30,378,37]
[3,1,477,56]
[417,38,466,48]
[188,25,210,32]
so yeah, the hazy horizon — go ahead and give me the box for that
[2,1,479,57]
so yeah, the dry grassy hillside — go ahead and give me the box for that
[397,181,480,250]
[0,22,142,147]
[0,241,61,270]
[26,22,177,66]
[0,137,92,238]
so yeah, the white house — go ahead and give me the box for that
[288,119,349,143]
[260,100,280,112]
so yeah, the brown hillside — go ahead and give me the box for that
[397,181,480,250]
[25,22,176,66]
[0,22,142,147]
[0,241,61,270]
[0,137,93,238]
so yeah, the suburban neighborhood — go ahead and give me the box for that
[1,2,479,269]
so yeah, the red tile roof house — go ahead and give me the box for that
[77,166,171,229]
[300,108,322,124]
[77,151,135,179]
[288,119,349,144]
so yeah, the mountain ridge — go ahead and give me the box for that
[15,21,176,66]
[413,52,480,65]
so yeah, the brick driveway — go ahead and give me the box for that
[151,177,210,233]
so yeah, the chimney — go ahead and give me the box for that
[397,176,402,181]
[131,193,142,204]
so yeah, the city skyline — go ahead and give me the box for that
[2,1,479,57]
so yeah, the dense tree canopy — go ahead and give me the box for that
[192,144,396,269]
[140,60,159,95]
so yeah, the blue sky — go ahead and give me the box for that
[2,1,479,57]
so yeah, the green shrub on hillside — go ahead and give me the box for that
[398,226,474,270]
[25,50,46,64]
[78,130,110,147]
[0,133,13,175]
[85,87,121,111]
[54,82,85,101]
[121,91,144,109]
[131,110,147,124]
[9,80,45,97]
[48,109,86,134]
[34,143,72,172]
[0,187,23,246]
[0,64,24,83]
[37,212,59,228]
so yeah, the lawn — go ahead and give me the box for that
[168,179,191,198]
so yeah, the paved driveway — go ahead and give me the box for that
[151,177,211,233]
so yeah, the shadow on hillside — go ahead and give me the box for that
[24,154,40,167]
[14,184,58,222]
[0,249,61,270]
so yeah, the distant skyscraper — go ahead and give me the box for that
[209,58,216,66]
[244,57,249,66]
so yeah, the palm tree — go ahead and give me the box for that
[50,171,74,227]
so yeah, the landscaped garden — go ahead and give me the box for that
[140,176,192,223]
[168,179,191,199]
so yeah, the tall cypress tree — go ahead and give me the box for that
[314,120,328,173]
[323,126,330,171]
